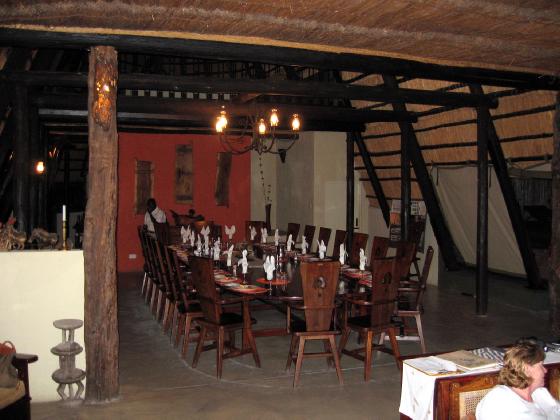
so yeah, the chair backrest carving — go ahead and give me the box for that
[370,236,390,261]
[315,227,332,252]
[300,260,340,332]
[349,232,369,267]
[331,229,347,259]
[189,256,221,324]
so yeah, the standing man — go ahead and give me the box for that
[144,198,167,232]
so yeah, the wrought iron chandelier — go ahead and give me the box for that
[215,106,301,155]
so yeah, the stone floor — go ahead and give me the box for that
[32,270,552,420]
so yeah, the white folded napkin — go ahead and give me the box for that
[238,249,249,274]
[339,244,346,265]
[180,226,188,243]
[301,235,308,255]
[213,240,221,261]
[250,226,257,241]
[225,225,236,240]
[286,234,294,252]
[318,240,327,259]
[189,230,195,247]
[224,244,234,267]
[263,255,276,280]
[261,227,268,244]
[274,229,279,246]
[359,248,367,271]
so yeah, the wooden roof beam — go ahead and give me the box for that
[3,70,496,108]
[1,28,558,90]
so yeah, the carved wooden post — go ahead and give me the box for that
[550,93,560,336]
[84,46,119,402]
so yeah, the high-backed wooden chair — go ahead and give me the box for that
[164,246,204,359]
[190,256,260,379]
[348,232,369,267]
[315,227,332,253]
[395,240,418,283]
[211,224,222,242]
[339,258,402,381]
[331,229,347,260]
[138,226,155,300]
[286,222,300,241]
[397,246,434,353]
[245,220,264,243]
[302,224,316,245]
[145,234,166,317]
[0,342,38,420]
[285,260,343,386]
[192,220,214,236]
[152,237,176,329]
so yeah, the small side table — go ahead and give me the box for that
[51,319,86,401]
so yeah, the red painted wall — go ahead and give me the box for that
[117,132,251,272]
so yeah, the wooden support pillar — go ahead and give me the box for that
[469,84,541,288]
[476,108,489,315]
[64,144,71,207]
[84,45,119,402]
[346,132,355,250]
[12,83,30,233]
[353,132,390,226]
[550,93,560,337]
[28,106,40,230]
[382,75,460,269]
[401,132,411,241]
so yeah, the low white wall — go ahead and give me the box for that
[0,250,85,402]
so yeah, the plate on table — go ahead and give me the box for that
[214,274,228,280]
[226,284,267,294]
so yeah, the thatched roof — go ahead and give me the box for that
[1,0,560,75]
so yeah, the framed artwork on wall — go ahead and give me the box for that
[134,160,153,215]
[175,144,193,203]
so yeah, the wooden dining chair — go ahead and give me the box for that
[152,237,176,329]
[302,224,316,245]
[286,222,300,241]
[137,226,155,300]
[396,246,434,353]
[395,240,418,283]
[286,260,343,386]
[164,246,204,359]
[339,258,402,381]
[145,234,167,318]
[191,220,214,236]
[315,227,332,253]
[331,229,347,260]
[245,220,264,243]
[348,232,369,267]
[190,256,260,379]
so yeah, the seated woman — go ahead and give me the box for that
[476,341,560,419]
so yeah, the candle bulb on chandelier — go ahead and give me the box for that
[258,119,266,135]
[291,114,301,131]
[270,109,279,127]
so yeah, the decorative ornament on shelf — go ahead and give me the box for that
[215,105,301,155]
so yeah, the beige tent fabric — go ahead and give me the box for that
[435,167,525,276]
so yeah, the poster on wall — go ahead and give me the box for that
[215,152,232,207]
[175,145,193,203]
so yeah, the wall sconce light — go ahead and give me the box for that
[35,160,45,175]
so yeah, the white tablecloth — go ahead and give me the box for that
[399,351,560,420]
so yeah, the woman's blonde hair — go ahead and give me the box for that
[498,341,545,389]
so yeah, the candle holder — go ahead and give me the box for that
[62,220,68,250]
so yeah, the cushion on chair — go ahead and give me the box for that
[0,381,25,410]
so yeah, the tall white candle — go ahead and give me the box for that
[62,205,66,222]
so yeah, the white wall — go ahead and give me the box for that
[276,132,315,231]
[0,250,85,402]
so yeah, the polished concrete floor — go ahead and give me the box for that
[32,270,552,420]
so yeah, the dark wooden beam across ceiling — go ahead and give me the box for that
[2,70,496,108]
[1,28,558,90]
